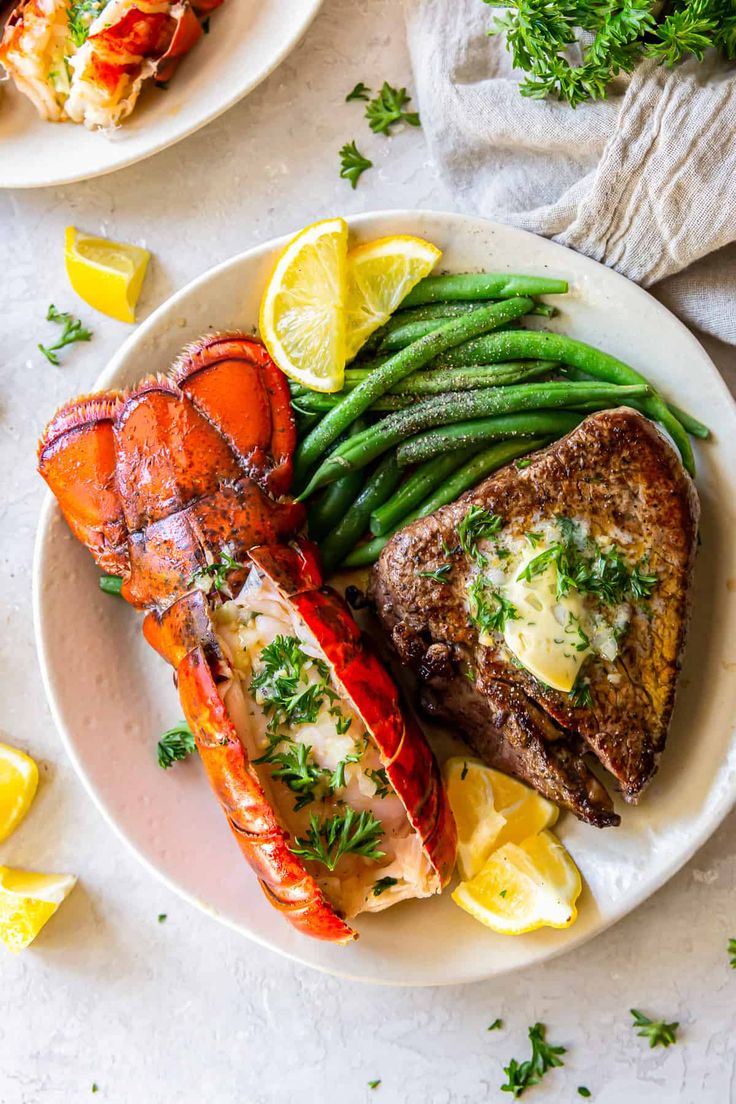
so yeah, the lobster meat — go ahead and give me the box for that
[38,334,456,942]
[0,0,222,129]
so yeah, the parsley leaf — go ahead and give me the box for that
[568,676,593,708]
[469,574,519,635]
[729,937,736,968]
[488,1018,503,1031]
[290,808,385,871]
[254,740,326,810]
[339,141,373,188]
[346,81,371,101]
[157,722,197,769]
[417,562,453,583]
[365,81,420,135]
[190,549,244,594]
[250,635,333,735]
[372,876,398,897]
[67,0,107,46]
[578,1089,592,1099]
[39,304,92,365]
[500,1022,566,1098]
[457,506,504,562]
[368,1080,381,1090]
[630,1009,679,1048]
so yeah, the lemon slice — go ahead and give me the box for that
[443,758,506,880]
[65,226,151,324]
[344,235,441,361]
[259,217,348,392]
[0,867,77,953]
[452,830,582,935]
[485,769,559,850]
[0,742,39,843]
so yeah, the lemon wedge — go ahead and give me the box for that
[0,742,39,843]
[344,235,441,361]
[65,226,150,323]
[0,867,77,953]
[259,217,348,392]
[443,758,506,880]
[452,830,581,935]
[443,758,558,879]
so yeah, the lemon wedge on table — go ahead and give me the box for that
[0,742,39,843]
[344,235,441,361]
[259,217,348,393]
[443,757,558,880]
[0,868,77,954]
[65,226,151,323]
[452,830,582,935]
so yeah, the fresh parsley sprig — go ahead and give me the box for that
[365,81,420,135]
[339,141,373,189]
[39,305,92,365]
[290,808,385,871]
[630,1009,679,1048]
[157,722,197,769]
[250,635,333,734]
[500,1022,566,1098]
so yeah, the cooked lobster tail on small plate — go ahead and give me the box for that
[38,334,456,942]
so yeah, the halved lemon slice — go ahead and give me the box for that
[0,742,39,843]
[452,830,582,935]
[344,235,441,361]
[0,867,77,953]
[259,217,348,392]
[443,758,506,880]
[65,226,150,323]
[486,769,559,850]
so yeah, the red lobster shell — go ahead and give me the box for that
[38,334,456,942]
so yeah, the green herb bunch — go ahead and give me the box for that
[484,0,736,107]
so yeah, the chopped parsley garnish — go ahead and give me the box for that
[346,81,371,101]
[458,506,504,562]
[328,749,362,792]
[365,81,420,134]
[565,614,590,653]
[469,574,519,635]
[372,876,398,897]
[157,722,197,769]
[339,141,373,188]
[729,937,736,968]
[460,761,469,781]
[157,913,167,923]
[191,549,243,594]
[499,888,508,898]
[515,458,532,470]
[254,740,326,810]
[578,1089,592,1099]
[368,1080,381,1090]
[500,1022,566,1098]
[250,636,333,735]
[39,304,92,365]
[568,677,593,708]
[417,562,453,583]
[367,766,390,798]
[67,0,106,46]
[290,808,385,871]
[525,531,543,548]
[488,1018,503,1031]
[630,1009,679,1048]
[517,517,657,607]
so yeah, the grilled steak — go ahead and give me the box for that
[371,408,699,826]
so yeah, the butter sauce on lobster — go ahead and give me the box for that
[38,334,456,942]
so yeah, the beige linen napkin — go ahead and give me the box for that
[404,0,736,344]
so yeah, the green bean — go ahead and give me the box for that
[379,317,519,354]
[431,329,694,474]
[293,296,535,485]
[300,381,649,496]
[319,453,402,574]
[343,438,548,567]
[293,393,413,414]
[369,449,478,536]
[401,273,569,307]
[665,402,710,440]
[99,574,123,595]
[307,419,368,542]
[395,411,584,467]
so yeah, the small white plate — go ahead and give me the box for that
[33,211,736,985]
[0,0,321,189]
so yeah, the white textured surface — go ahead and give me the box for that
[1,1,735,1100]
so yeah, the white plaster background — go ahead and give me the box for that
[1,1,735,1101]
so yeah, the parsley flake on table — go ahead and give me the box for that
[488,1018,503,1031]
[156,722,197,769]
[729,937,736,968]
[630,1009,679,1048]
[500,1022,566,1098]
[39,304,92,365]
[339,141,373,188]
[157,913,167,923]
[346,81,371,102]
[368,1080,381,1090]
[365,81,420,135]
[577,1089,592,1099]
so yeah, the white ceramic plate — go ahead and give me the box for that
[0,0,321,189]
[33,211,736,985]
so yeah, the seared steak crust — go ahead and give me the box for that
[371,409,699,824]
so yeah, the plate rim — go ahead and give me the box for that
[0,0,323,190]
[32,208,736,986]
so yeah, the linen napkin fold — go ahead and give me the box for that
[404,0,736,345]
